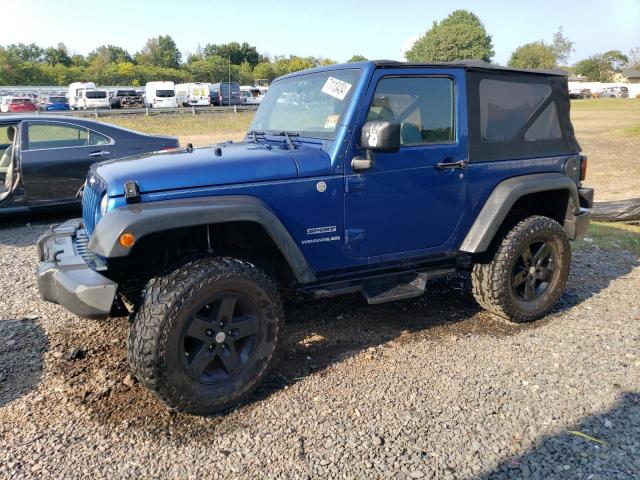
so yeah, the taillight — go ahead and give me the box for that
[580,154,588,181]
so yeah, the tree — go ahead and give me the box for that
[135,35,181,69]
[348,55,368,62]
[252,62,276,82]
[6,43,44,63]
[43,43,71,67]
[405,10,494,62]
[575,54,614,82]
[508,41,557,69]
[551,27,574,65]
[203,42,260,67]
[628,47,640,69]
[87,45,133,65]
[603,50,628,71]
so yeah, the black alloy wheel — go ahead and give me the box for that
[511,240,556,301]
[180,294,260,384]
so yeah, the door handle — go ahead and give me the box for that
[89,150,110,158]
[436,160,467,170]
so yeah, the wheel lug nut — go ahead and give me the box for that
[206,329,213,336]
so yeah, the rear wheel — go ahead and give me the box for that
[127,257,283,415]
[471,215,570,323]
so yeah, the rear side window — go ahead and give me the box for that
[26,122,109,150]
[479,80,553,142]
[366,76,454,145]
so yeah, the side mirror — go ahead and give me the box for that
[351,121,401,172]
[361,121,401,152]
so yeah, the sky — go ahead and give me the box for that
[1,0,639,66]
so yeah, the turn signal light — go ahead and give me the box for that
[580,154,588,181]
[119,233,136,248]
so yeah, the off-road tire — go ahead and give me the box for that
[471,215,570,323]
[127,256,283,415]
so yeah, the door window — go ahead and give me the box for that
[26,122,110,150]
[366,76,454,145]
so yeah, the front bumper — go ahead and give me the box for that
[37,219,117,319]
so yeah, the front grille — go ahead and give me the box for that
[81,175,105,237]
[75,229,108,271]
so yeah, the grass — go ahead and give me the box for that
[570,97,640,112]
[575,221,640,255]
[612,124,640,138]
[100,111,255,145]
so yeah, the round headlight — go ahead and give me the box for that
[100,194,109,215]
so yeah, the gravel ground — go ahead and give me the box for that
[0,214,639,480]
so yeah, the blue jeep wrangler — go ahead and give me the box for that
[37,60,593,414]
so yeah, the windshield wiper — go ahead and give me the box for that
[248,130,265,143]
[277,131,299,150]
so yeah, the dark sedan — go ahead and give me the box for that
[0,115,179,215]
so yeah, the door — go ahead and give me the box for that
[20,120,114,203]
[345,71,467,259]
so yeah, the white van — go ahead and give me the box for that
[175,82,210,107]
[240,86,264,105]
[76,89,109,110]
[68,81,96,109]
[145,81,178,108]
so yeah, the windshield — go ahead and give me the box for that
[249,69,361,140]
[49,96,67,103]
[156,90,175,98]
[118,90,137,96]
[86,90,107,99]
[11,98,31,104]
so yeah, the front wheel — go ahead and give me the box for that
[127,257,283,415]
[471,215,570,323]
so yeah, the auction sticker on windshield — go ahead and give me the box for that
[321,77,352,101]
[324,114,339,129]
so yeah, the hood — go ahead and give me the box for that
[95,141,331,197]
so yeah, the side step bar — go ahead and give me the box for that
[299,268,456,305]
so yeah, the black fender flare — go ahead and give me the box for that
[88,195,316,283]
[460,173,581,253]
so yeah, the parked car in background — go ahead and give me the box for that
[68,81,97,109]
[240,86,264,105]
[0,97,37,113]
[0,116,179,215]
[74,89,110,110]
[209,82,241,106]
[37,95,70,111]
[569,87,591,99]
[175,82,210,107]
[596,86,629,98]
[109,89,144,109]
[145,81,178,108]
[0,96,13,112]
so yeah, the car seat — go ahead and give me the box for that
[0,126,16,194]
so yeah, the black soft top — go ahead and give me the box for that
[373,59,569,77]
[371,59,579,162]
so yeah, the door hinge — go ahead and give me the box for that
[345,228,365,248]
[345,176,366,193]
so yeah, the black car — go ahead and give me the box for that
[0,115,179,215]
[109,89,144,109]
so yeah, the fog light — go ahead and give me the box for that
[119,233,136,248]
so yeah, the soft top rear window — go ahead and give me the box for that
[480,80,551,142]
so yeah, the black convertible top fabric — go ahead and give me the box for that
[465,68,580,162]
